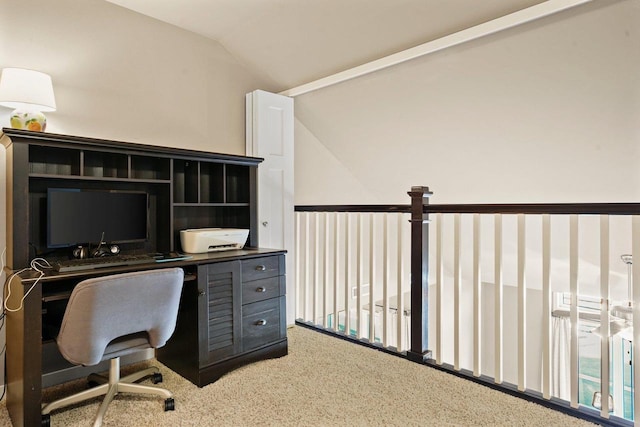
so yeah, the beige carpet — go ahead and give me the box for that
[0,326,595,426]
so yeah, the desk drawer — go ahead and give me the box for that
[242,276,284,305]
[242,297,284,352]
[242,276,285,304]
[242,255,281,282]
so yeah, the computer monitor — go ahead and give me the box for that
[47,188,149,248]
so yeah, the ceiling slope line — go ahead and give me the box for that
[279,0,591,98]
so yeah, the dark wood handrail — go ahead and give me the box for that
[295,205,409,213]
[295,203,640,216]
[424,203,640,215]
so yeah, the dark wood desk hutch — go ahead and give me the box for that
[1,128,287,427]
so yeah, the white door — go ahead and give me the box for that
[246,90,295,325]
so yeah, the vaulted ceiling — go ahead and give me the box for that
[104,0,544,91]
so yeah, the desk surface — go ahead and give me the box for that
[14,248,286,283]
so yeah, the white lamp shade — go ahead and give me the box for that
[0,68,56,112]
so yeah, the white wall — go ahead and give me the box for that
[293,0,640,205]
[0,0,273,152]
[294,118,377,204]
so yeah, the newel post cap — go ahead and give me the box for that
[408,186,433,198]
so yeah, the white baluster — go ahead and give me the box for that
[569,214,579,408]
[435,213,443,365]
[518,214,527,392]
[454,213,461,371]
[473,214,482,377]
[494,214,503,384]
[599,215,610,417]
[542,214,551,399]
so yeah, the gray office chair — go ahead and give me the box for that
[41,267,184,427]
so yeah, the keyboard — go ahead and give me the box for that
[52,254,156,272]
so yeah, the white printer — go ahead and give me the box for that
[180,228,249,254]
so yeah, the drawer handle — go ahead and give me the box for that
[256,287,267,293]
[255,319,267,326]
[255,265,267,271]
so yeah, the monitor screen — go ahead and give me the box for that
[47,188,149,248]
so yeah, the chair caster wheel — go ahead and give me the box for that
[152,372,163,384]
[164,397,175,411]
[42,414,51,426]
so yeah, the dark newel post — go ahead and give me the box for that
[407,186,432,362]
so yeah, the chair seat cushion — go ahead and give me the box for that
[102,332,152,361]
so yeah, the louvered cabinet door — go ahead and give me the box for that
[198,261,242,366]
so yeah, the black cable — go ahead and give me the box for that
[28,242,56,259]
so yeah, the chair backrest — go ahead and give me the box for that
[57,267,184,366]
